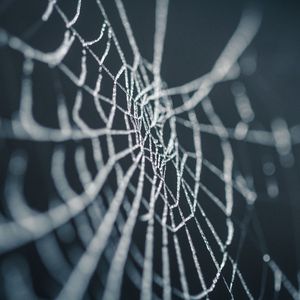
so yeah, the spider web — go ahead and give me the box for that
[0,0,300,299]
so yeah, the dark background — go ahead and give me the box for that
[0,0,300,299]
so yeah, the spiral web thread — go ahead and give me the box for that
[0,0,300,299]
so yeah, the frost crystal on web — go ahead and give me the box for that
[0,1,300,299]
